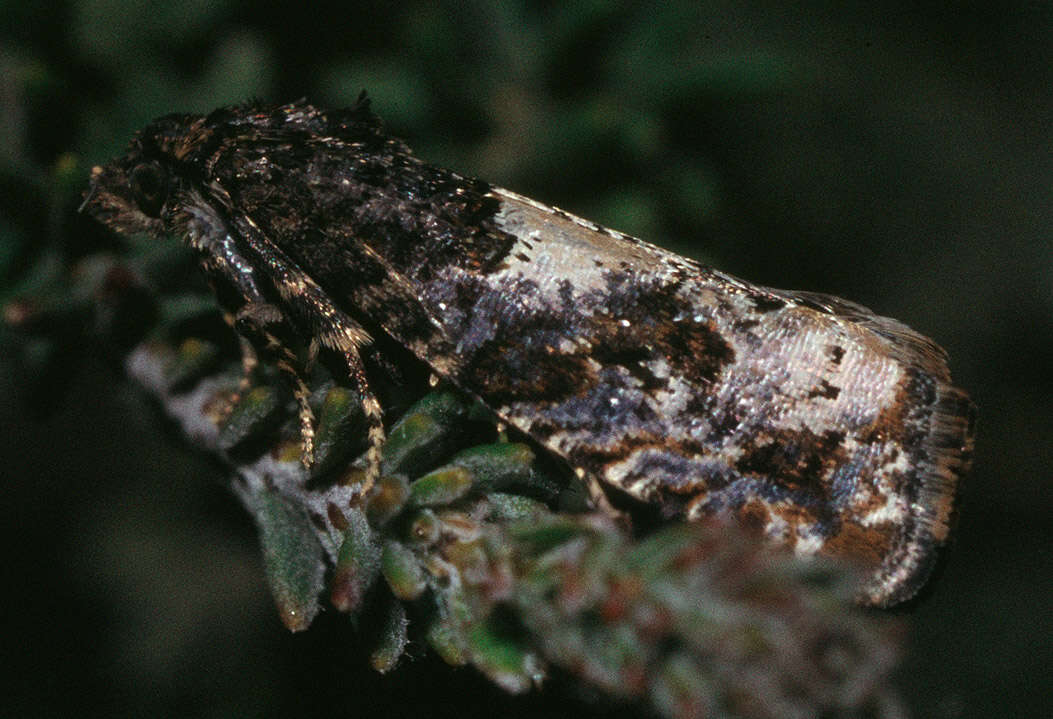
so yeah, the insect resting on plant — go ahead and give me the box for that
[82,97,975,607]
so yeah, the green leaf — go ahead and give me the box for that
[243,485,326,632]
[381,539,427,600]
[409,466,473,507]
[330,508,381,614]
[215,384,283,451]
[370,601,410,673]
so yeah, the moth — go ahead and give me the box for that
[83,98,975,607]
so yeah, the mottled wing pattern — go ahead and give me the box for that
[405,189,974,606]
[83,100,974,607]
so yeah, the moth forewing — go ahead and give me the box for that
[83,99,974,607]
[442,187,973,607]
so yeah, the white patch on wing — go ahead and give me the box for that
[489,189,690,302]
[794,532,826,557]
[858,487,909,527]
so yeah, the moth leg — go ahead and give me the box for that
[233,215,385,499]
[235,333,260,394]
[316,321,385,497]
[212,312,260,421]
[188,228,321,465]
[234,302,316,467]
[576,467,629,524]
[194,245,275,420]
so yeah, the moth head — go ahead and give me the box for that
[80,112,206,237]
[81,162,164,237]
[127,160,169,218]
[81,99,388,239]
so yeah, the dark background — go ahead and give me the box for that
[2,1,1050,716]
